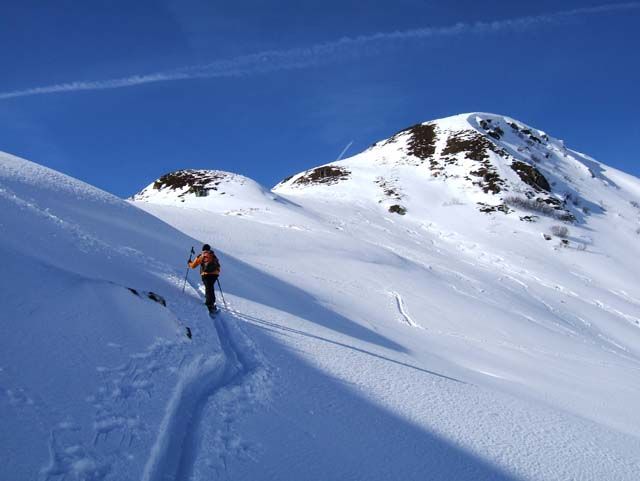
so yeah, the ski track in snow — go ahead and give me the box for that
[355,218,640,368]
[392,292,423,329]
[40,338,188,481]
[142,307,269,481]
[36,301,269,481]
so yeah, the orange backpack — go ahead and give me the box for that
[201,250,220,274]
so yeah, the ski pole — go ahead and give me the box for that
[182,246,195,293]
[216,277,228,309]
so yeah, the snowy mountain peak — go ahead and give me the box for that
[133,169,258,201]
[274,113,612,223]
[131,168,299,219]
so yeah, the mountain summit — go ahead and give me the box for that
[274,113,610,223]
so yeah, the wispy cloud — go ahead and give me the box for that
[1,2,637,100]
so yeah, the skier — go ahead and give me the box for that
[188,244,221,313]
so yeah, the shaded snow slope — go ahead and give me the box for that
[0,152,268,481]
[133,112,640,480]
[138,194,640,480]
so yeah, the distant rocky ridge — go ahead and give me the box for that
[274,113,604,222]
[133,113,613,224]
[133,170,245,200]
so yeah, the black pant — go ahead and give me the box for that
[202,275,218,308]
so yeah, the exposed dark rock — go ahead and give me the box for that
[152,170,227,197]
[147,292,167,307]
[387,122,441,171]
[280,174,294,184]
[557,213,576,223]
[477,203,511,214]
[487,128,504,140]
[382,123,437,159]
[404,123,438,160]
[504,195,557,215]
[442,131,492,161]
[539,197,562,207]
[510,161,551,192]
[193,187,208,197]
[388,204,407,215]
[375,178,402,200]
[503,195,575,222]
[293,166,351,186]
[127,288,166,307]
[443,130,509,160]
[479,119,504,139]
[127,287,139,297]
[469,168,503,194]
[441,130,508,194]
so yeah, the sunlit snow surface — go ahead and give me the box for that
[3,113,640,480]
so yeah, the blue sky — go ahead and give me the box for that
[1,0,639,197]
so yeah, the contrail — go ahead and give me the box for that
[335,141,354,162]
[1,2,637,100]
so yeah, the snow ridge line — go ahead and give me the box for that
[141,311,266,481]
[392,292,423,329]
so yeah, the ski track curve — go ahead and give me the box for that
[142,308,267,481]
[392,292,423,329]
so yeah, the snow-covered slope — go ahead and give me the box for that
[3,111,640,481]
[132,113,640,480]
[0,152,269,481]
[274,113,615,223]
[133,169,274,209]
[132,169,310,225]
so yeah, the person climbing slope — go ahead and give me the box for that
[188,244,221,313]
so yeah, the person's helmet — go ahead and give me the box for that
[202,244,211,251]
